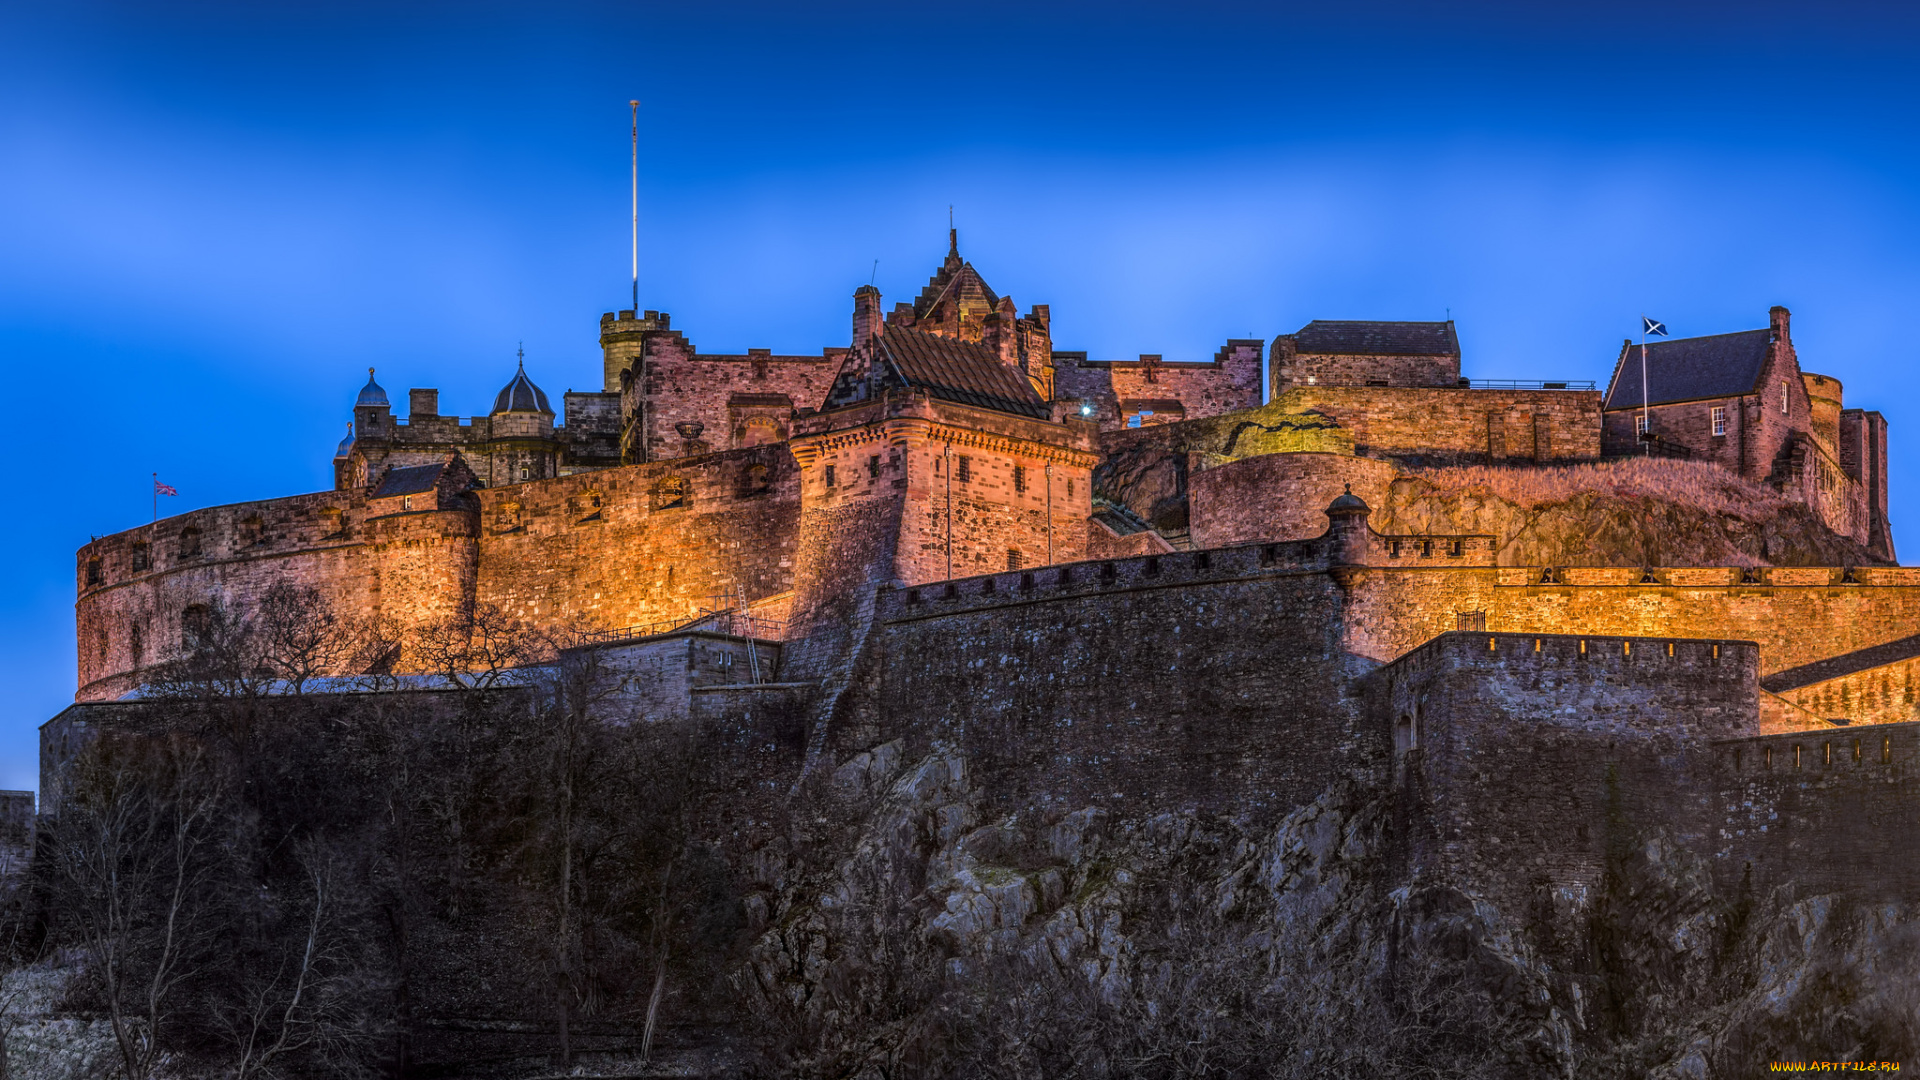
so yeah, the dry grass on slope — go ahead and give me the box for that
[1405,457,1790,521]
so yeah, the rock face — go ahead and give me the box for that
[736,742,1920,1079]
[1370,460,1885,568]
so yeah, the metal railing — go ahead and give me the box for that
[1463,379,1596,391]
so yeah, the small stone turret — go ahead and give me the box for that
[1324,485,1371,566]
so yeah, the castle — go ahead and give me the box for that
[44,229,1920,1070]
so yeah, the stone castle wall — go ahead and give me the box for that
[472,444,800,633]
[1050,342,1263,430]
[74,492,478,702]
[1272,385,1603,464]
[1189,452,1400,547]
[617,324,842,462]
[853,545,1380,820]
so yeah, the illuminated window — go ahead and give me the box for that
[402,496,413,511]
[956,456,972,483]
[1711,406,1726,436]
[521,465,530,480]
[1013,465,1027,494]
[1781,382,1789,414]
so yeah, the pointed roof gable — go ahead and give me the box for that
[908,229,999,322]
[1602,329,1775,411]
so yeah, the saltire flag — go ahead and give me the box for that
[154,478,178,497]
[1642,316,1668,337]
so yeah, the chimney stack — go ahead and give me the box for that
[853,285,883,348]
[1770,305,1792,344]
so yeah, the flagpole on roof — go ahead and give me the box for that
[630,100,640,314]
[1641,326,1649,456]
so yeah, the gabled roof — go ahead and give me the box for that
[910,229,999,319]
[879,327,1049,419]
[371,463,446,499]
[1602,329,1774,411]
[1293,321,1459,357]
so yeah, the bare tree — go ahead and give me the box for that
[142,604,274,701]
[255,581,359,695]
[218,841,377,1079]
[410,601,545,689]
[48,734,223,1080]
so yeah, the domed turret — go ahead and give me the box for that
[356,368,389,408]
[1326,484,1370,517]
[492,356,552,415]
[333,422,355,459]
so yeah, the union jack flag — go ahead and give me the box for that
[154,479,178,497]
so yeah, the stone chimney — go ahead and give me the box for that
[1770,305,1792,345]
[853,285,883,348]
[409,388,439,418]
[983,295,1020,369]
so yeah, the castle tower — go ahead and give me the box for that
[598,308,669,394]
[487,357,558,484]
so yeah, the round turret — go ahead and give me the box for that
[492,360,552,415]
[1326,484,1371,517]
[356,368,388,408]
[333,422,355,459]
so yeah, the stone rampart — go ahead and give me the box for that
[473,444,800,633]
[856,557,1379,822]
[1270,385,1602,464]
[1051,342,1263,430]
[1189,452,1399,546]
[74,491,478,702]
[1711,721,1920,900]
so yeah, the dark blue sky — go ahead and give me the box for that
[4,1,1918,791]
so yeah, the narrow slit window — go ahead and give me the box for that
[824,464,836,488]
[1013,465,1027,493]
[956,456,972,483]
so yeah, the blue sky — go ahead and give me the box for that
[4,0,1918,791]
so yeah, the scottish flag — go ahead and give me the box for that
[1642,316,1668,337]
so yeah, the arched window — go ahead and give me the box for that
[179,527,202,558]
[652,475,691,511]
[739,416,782,447]
[740,463,771,496]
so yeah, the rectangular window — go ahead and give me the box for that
[1007,549,1023,570]
[86,559,103,586]
[867,455,880,479]
[131,544,150,572]
[824,464,836,488]
[1066,479,1075,498]
[956,456,972,483]
[1013,465,1027,493]
[402,496,413,511]
[1782,381,1790,414]
[1711,406,1726,436]
[1636,414,1650,435]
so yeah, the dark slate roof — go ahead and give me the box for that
[492,363,553,414]
[1760,632,1920,695]
[356,368,389,407]
[879,327,1050,419]
[1602,329,1773,411]
[1292,321,1459,357]
[371,463,445,499]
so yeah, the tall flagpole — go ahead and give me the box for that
[630,100,640,314]
[1640,324,1650,456]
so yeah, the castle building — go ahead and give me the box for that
[1601,305,1892,557]
[65,232,1900,707]
[336,358,622,491]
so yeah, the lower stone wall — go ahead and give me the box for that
[1189,452,1398,547]
[849,565,1382,822]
